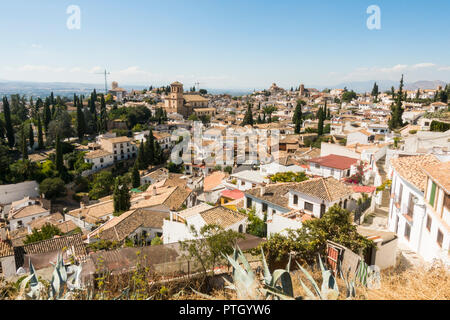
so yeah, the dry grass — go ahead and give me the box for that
[361,265,450,300]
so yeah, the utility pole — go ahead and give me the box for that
[96,69,110,94]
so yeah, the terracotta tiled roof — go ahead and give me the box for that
[200,206,247,229]
[89,209,169,242]
[422,161,450,194]
[204,172,227,192]
[27,213,64,230]
[13,234,87,268]
[0,240,14,258]
[246,183,298,209]
[66,200,114,224]
[290,177,354,202]
[308,154,358,170]
[85,149,113,159]
[221,189,245,200]
[390,155,441,192]
[10,205,49,219]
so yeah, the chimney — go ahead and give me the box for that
[260,183,266,197]
[152,186,157,196]
[0,228,7,241]
[80,202,85,209]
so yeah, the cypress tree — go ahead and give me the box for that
[43,98,51,132]
[2,97,15,148]
[317,107,324,136]
[100,94,107,133]
[293,101,303,134]
[137,141,147,170]
[76,95,86,141]
[37,115,44,150]
[20,126,28,160]
[145,131,155,166]
[153,140,162,165]
[0,116,4,140]
[113,177,131,214]
[241,104,254,126]
[28,123,34,149]
[55,134,63,173]
[132,162,140,188]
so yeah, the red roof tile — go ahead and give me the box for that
[309,154,358,170]
[221,189,245,200]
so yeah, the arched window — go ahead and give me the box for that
[293,195,298,205]
[238,225,244,233]
[344,199,348,209]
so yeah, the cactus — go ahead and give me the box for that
[16,252,83,300]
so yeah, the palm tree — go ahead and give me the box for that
[263,105,277,123]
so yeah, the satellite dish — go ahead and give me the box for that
[16,267,26,275]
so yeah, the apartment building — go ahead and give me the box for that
[388,155,449,266]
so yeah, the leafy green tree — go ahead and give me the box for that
[179,224,245,276]
[259,205,375,266]
[151,236,163,246]
[89,171,115,200]
[341,90,357,103]
[113,176,131,215]
[24,224,63,245]
[244,208,267,238]
[47,110,74,143]
[39,177,66,199]
[268,171,308,183]
[263,105,277,123]
[2,97,15,148]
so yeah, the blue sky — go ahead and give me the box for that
[0,0,449,89]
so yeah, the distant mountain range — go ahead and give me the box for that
[0,79,447,97]
[316,80,448,93]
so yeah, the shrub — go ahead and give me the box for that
[39,177,66,199]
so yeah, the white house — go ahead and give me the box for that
[388,155,449,266]
[347,130,375,146]
[259,162,304,176]
[162,204,247,244]
[308,154,359,180]
[84,149,114,173]
[8,201,51,231]
[244,177,355,221]
[267,211,313,238]
[228,170,269,191]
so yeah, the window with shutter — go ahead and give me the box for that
[429,182,437,207]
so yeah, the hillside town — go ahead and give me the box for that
[0,76,449,300]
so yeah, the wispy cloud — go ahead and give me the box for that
[339,62,449,82]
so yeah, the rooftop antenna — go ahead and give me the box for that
[95,69,111,94]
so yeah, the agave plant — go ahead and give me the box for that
[17,252,83,300]
[295,255,340,300]
[193,246,359,300]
